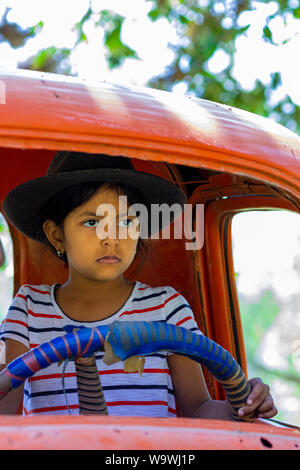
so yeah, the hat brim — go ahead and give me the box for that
[3,168,187,242]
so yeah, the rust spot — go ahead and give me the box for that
[260,437,273,448]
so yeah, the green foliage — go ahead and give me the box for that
[73,7,93,45]
[240,289,300,424]
[0,7,43,48]
[239,290,279,363]
[97,10,139,68]
[145,0,300,134]
[19,47,72,74]
[0,0,300,132]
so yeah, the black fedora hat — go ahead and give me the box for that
[3,151,187,242]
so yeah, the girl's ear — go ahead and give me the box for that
[43,219,64,252]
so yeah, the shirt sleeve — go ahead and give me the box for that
[0,285,30,349]
[163,286,202,334]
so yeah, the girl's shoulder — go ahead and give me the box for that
[16,283,55,299]
[134,281,196,328]
[135,281,179,295]
[135,281,188,303]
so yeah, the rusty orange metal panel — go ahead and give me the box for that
[0,70,300,200]
[0,416,298,450]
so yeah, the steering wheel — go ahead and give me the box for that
[0,321,255,421]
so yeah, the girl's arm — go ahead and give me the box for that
[167,353,232,419]
[168,354,277,420]
[0,338,29,414]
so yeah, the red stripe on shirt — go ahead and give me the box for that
[176,316,193,326]
[100,368,171,376]
[24,402,177,415]
[2,319,27,328]
[119,292,180,317]
[16,294,26,301]
[28,309,63,320]
[28,368,171,382]
[107,400,168,407]
[107,401,177,415]
[23,285,51,295]
[29,372,76,382]
[23,404,79,415]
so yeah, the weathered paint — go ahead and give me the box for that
[0,69,299,449]
[0,70,300,198]
[0,416,298,450]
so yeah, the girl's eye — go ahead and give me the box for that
[119,218,135,228]
[119,218,137,228]
[83,219,98,227]
[82,218,138,228]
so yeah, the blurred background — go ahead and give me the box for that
[0,0,299,425]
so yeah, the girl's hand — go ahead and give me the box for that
[237,377,278,419]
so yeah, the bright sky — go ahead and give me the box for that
[0,0,176,85]
[232,211,300,299]
[1,0,300,105]
[1,0,300,301]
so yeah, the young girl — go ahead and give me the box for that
[0,151,277,419]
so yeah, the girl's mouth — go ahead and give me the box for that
[97,256,121,264]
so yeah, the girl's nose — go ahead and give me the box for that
[102,236,119,247]
[96,217,119,245]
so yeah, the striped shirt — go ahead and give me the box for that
[0,281,201,417]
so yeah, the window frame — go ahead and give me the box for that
[193,190,299,400]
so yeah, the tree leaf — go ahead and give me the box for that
[293,6,300,18]
[263,25,273,43]
[104,18,139,69]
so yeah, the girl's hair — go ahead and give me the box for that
[37,181,149,270]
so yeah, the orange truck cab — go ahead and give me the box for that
[0,69,299,450]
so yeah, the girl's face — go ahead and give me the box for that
[45,186,140,283]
